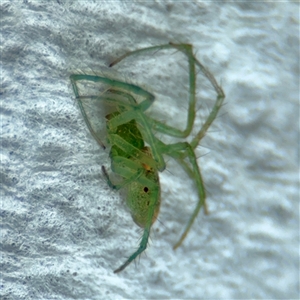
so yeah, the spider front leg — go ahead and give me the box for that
[70,73,156,148]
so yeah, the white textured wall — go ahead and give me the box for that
[1,1,299,299]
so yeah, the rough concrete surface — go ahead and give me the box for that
[1,1,299,299]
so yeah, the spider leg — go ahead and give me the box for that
[110,43,198,138]
[102,154,159,190]
[159,141,206,249]
[101,165,144,190]
[190,59,225,149]
[113,225,151,273]
[109,43,225,143]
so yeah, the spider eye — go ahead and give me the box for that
[143,187,149,193]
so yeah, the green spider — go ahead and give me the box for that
[70,43,225,273]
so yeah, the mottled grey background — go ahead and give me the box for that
[1,1,299,299]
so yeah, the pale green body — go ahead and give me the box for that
[106,112,160,228]
[70,43,225,273]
